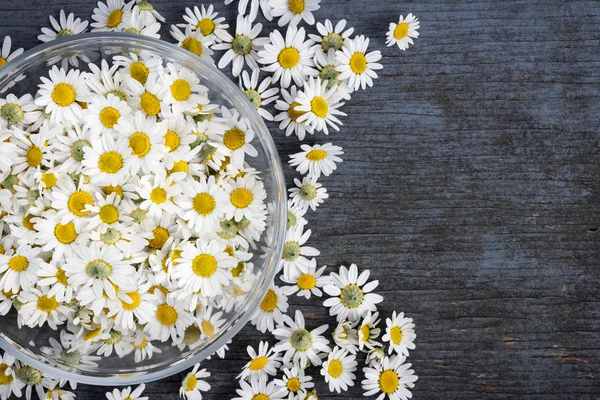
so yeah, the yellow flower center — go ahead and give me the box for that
[230,188,253,209]
[68,191,94,216]
[84,327,102,341]
[99,107,120,128]
[223,128,245,150]
[249,356,269,371]
[379,370,399,394]
[306,149,327,161]
[41,172,57,189]
[231,262,244,277]
[310,96,329,118]
[23,214,36,230]
[26,146,43,167]
[8,255,28,272]
[0,245,4,255]
[252,395,270,400]
[327,359,343,378]
[56,268,68,285]
[163,130,180,152]
[197,18,215,36]
[170,79,191,101]
[191,254,217,277]
[288,0,305,14]
[150,187,167,204]
[51,83,76,107]
[0,364,13,385]
[278,47,300,69]
[287,101,306,122]
[150,285,169,297]
[185,375,197,391]
[169,160,188,174]
[54,222,77,244]
[297,273,316,290]
[130,61,149,84]
[286,377,301,392]
[361,324,371,341]
[192,193,215,215]
[156,303,178,326]
[394,22,409,40]
[140,91,160,116]
[134,337,147,349]
[0,58,6,68]
[98,151,124,174]
[182,37,203,56]
[104,185,123,198]
[121,291,141,311]
[349,52,367,74]
[260,289,277,312]
[99,204,119,224]
[107,9,123,28]
[390,326,403,344]
[129,132,151,157]
[201,319,215,337]
[37,295,59,312]
[149,226,169,249]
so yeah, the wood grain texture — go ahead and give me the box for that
[1,0,600,398]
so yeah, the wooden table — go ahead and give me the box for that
[1,0,598,398]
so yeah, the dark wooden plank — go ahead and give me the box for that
[1,0,599,398]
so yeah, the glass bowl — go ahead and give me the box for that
[0,32,286,385]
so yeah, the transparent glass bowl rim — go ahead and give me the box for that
[0,32,286,386]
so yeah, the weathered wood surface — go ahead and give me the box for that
[1,0,599,398]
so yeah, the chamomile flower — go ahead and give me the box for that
[362,355,418,400]
[36,262,74,303]
[238,341,282,380]
[123,72,169,118]
[0,93,40,129]
[269,0,320,27]
[336,35,383,91]
[239,70,279,121]
[288,176,328,212]
[132,330,162,362]
[14,361,56,400]
[33,209,89,260]
[281,257,328,299]
[386,14,420,50]
[109,282,156,331]
[212,14,270,77]
[35,66,89,126]
[287,199,307,230]
[273,365,314,400]
[359,311,382,351]
[233,375,285,400]
[295,77,346,134]
[102,176,140,210]
[0,353,24,399]
[91,0,134,31]
[38,10,89,42]
[215,107,258,167]
[382,311,416,356]
[106,384,148,400]
[309,19,354,55]
[366,346,386,367]
[333,320,359,354]
[17,287,71,329]
[196,305,227,340]
[309,49,351,99]
[290,143,343,179]
[223,175,267,222]
[273,310,331,367]
[173,238,236,296]
[145,290,193,342]
[323,263,383,323]
[134,0,165,24]
[137,172,181,217]
[44,386,76,400]
[180,364,210,400]
[280,225,320,279]
[170,25,214,62]
[50,125,96,175]
[274,85,313,140]
[0,244,41,293]
[82,136,135,186]
[161,64,209,115]
[84,93,132,135]
[176,174,228,234]
[161,117,197,167]
[48,178,96,224]
[181,5,229,43]
[113,52,163,85]
[11,127,54,175]
[250,284,288,333]
[85,191,132,233]
[258,26,315,89]
[0,36,26,92]
[86,59,127,99]
[321,346,357,393]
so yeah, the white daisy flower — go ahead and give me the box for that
[137,172,181,218]
[273,365,314,400]
[161,117,197,168]
[0,353,24,399]
[212,14,270,77]
[238,340,282,380]
[176,174,228,235]
[289,143,344,178]
[113,52,163,85]
[196,304,227,341]
[323,263,383,323]
[362,355,418,400]
[295,77,346,134]
[108,282,156,331]
[0,36,26,92]
[258,26,315,89]
[173,238,236,296]
[321,346,357,393]
[86,59,128,99]
[33,209,89,260]
[161,63,209,115]
[332,320,359,354]
[223,174,267,222]
[287,199,307,230]
[50,124,96,175]
[250,284,288,333]
[17,287,71,329]
[35,66,90,126]
[0,244,41,293]
[102,175,140,211]
[273,85,313,140]
[366,346,387,367]
[386,14,420,50]
[233,375,285,400]
[280,225,320,280]
[38,10,89,42]
[134,0,166,24]
[170,25,214,62]
[269,0,320,27]
[0,93,41,129]
[85,191,132,233]
[0,135,17,182]
[309,19,354,56]
[309,49,352,100]
[214,107,258,167]
[123,72,169,118]
[288,176,328,212]
[91,0,134,31]
[3,207,42,247]
[43,386,76,400]
[11,127,55,175]
[180,5,229,43]
[382,311,416,356]
[35,262,74,303]
[180,363,210,400]
[239,70,279,121]
[224,0,273,22]
[14,361,56,400]
[359,311,382,351]
[145,290,193,342]
[281,257,329,299]
[336,35,383,91]
[106,383,148,400]
[273,310,331,367]
[132,330,162,362]
[121,8,161,38]
[48,178,97,224]
[144,212,178,250]
[84,93,132,135]
[115,111,168,175]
